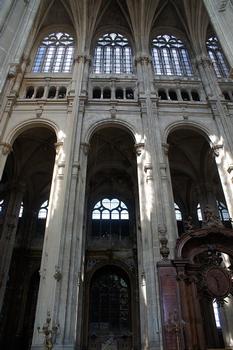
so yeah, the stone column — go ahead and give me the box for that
[137,92,162,350]
[0,181,25,311]
[31,53,89,349]
[196,55,233,222]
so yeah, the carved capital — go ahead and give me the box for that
[54,141,63,155]
[81,142,90,156]
[212,143,223,156]
[219,0,230,11]
[53,266,62,281]
[134,142,145,156]
[74,55,91,64]
[135,56,152,65]
[0,142,13,155]
[194,55,212,68]
[162,143,169,156]
[144,162,153,181]
[8,64,18,78]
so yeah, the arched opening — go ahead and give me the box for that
[93,87,101,99]
[115,88,123,99]
[167,128,231,235]
[169,90,178,101]
[126,88,134,99]
[158,89,167,100]
[35,87,44,99]
[103,88,111,99]
[191,90,200,101]
[181,90,190,101]
[88,266,131,348]
[25,86,34,99]
[47,86,56,98]
[0,126,56,350]
[81,126,140,349]
[58,86,66,98]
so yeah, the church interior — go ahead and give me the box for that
[0,0,233,349]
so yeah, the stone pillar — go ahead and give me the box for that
[31,52,88,349]
[136,141,161,350]
[203,0,233,76]
[0,181,25,311]
[137,90,163,350]
[196,55,233,221]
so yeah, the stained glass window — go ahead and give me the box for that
[206,36,229,78]
[93,33,133,74]
[38,200,48,219]
[92,198,129,239]
[217,201,230,222]
[151,34,193,76]
[90,267,130,332]
[32,32,74,73]
[174,203,182,221]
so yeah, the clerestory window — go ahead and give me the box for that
[92,198,129,239]
[151,34,193,76]
[32,32,75,73]
[38,200,48,219]
[93,33,133,74]
[206,36,229,78]
[217,201,230,222]
[174,203,182,221]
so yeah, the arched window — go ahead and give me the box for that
[38,200,48,219]
[213,301,221,329]
[32,32,75,73]
[89,266,130,332]
[206,36,229,78]
[151,34,193,76]
[92,198,129,239]
[217,201,230,222]
[93,33,133,74]
[0,199,5,216]
[197,203,203,221]
[174,203,182,221]
[19,202,24,218]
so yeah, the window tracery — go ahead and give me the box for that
[217,201,230,222]
[151,34,193,76]
[32,32,74,73]
[92,198,129,220]
[206,36,229,78]
[19,202,24,218]
[90,267,130,332]
[0,199,5,216]
[93,33,133,74]
[174,203,182,221]
[92,198,129,239]
[38,200,48,219]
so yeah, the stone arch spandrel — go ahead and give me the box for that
[83,119,140,145]
[163,121,212,145]
[5,119,59,146]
